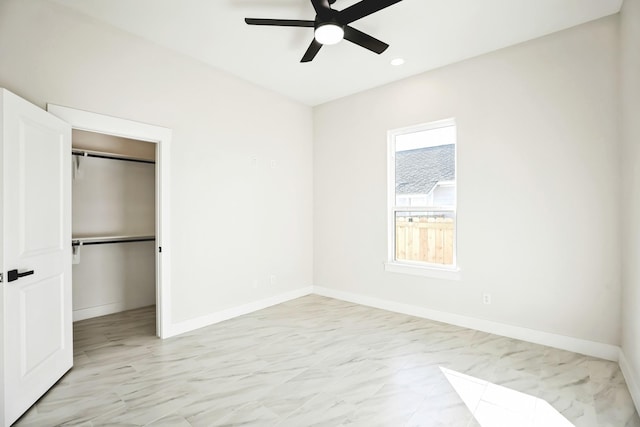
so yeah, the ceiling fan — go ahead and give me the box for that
[245,0,403,63]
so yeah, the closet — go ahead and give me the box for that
[71,129,156,322]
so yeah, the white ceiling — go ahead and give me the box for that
[49,0,622,106]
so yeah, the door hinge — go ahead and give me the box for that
[0,272,3,283]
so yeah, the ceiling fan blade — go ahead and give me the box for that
[338,0,403,24]
[301,39,322,62]
[245,18,315,27]
[311,0,333,19]
[343,26,389,54]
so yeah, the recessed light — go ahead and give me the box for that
[391,58,405,66]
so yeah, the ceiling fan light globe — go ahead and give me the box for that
[315,23,344,45]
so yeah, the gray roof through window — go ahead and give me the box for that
[395,144,455,195]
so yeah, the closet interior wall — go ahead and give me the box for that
[71,130,156,321]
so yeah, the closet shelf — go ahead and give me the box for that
[72,235,155,247]
[72,148,155,164]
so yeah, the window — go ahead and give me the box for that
[387,119,457,275]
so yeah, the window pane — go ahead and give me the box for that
[395,125,455,207]
[395,211,455,265]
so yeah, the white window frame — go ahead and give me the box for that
[385,118,460,280]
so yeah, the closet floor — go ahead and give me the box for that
[14,296,640,426]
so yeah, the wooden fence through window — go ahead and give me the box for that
[395,216,454,265]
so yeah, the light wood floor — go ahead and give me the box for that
[14,295,640,426]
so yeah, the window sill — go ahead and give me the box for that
[384,262,461,281]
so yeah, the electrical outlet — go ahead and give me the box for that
[482,293,492,305]
[269,275,276,285]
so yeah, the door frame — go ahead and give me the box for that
[46,104,172,339]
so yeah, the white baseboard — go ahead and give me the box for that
[158,284,620,363]
[619,349,640,412]
[73,302,138,321]
[165,286,314,338]
[313,286,620,362]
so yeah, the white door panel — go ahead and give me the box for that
[1,89,72,426]
[21,275,65,374]
[19,117,65,256]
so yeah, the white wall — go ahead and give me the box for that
[620,0,640,408]
[314,17,620,345]
[73,157,155,237]
[0,0,626,355]
[72,242,156,319]
[0,0,313,325]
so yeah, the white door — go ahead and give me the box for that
[0,89,72,426]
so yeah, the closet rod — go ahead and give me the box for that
[72,236,155,247]
[72,149,155,164]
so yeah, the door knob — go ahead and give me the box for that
[7,269,34,282]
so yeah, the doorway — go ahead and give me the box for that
[47,104,171,338]
[71,130,157,326]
